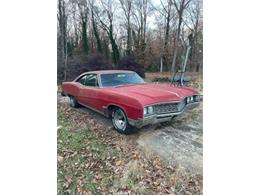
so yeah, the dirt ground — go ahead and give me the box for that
[58,93,203,175]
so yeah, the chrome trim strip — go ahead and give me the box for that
[77,101,106,116]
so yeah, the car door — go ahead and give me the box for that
[78,74,101,110]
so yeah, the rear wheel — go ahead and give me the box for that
[111,108,134,134]
[69,96,79,108]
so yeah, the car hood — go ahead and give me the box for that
[105,83,199,106]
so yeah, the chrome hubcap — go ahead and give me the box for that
[112,109,126,131]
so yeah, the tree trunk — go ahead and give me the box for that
[126,17,131,55]
[82,19,88,54]
[64,41,68,81]
[58,0,67,80]
[163,7,170,70]
[171,11,182,73]
[109,24,120,65]
[91,10,102,53]
[160,56,163,72]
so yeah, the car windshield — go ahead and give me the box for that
[100,72,145,87]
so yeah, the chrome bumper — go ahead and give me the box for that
[128,102,201,128]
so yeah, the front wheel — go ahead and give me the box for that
[111,108,135,134]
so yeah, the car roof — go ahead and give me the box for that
[85,70,135,75]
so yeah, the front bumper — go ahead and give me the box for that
[128,102,200,128]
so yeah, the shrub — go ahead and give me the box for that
[85,53,113,71]
[58,53,113,83]
[118,56,145,78]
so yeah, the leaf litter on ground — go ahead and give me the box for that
[57,93,202,195]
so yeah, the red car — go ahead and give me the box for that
[61,70,202,134]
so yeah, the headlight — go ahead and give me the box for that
[143,106,154,116]
[187,96,196,104]
[195,95,203,102]
[186,97,190,103]
[148,106,153,114]
[143,107,148,115]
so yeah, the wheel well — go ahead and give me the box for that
[107,105,117,117]
[107,105,127,118]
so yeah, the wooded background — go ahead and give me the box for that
[57,0,203,81]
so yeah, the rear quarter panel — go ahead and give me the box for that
[61,82,80,97]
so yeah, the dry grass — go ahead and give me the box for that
[145,72,202,82]
[145,72,203,92]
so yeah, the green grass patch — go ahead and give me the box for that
[57,111,119,194]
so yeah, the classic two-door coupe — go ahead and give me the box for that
[61,70,202,134]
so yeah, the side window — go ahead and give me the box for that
[85,74,98,87]
[77,75,87,85]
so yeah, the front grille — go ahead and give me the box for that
[154,100,186,114]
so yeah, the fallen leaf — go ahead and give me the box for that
[95,174,102,180]
[115,160,123,166]
[185,191,192,195]
[65,175,72,183]
[57,156,63,162]
[64,175,72,188]
[153,181,160,186]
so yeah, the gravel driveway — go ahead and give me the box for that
[138,106,203,174]
[58,94,203,175]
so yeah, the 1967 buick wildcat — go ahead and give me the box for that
[61,70,202,134]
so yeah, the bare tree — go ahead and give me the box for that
[131,0,148,63]
[155,0,176,71]
[58,0,68,80]
[171,0,192,73]
[97,0,120,65]
[77,0,89,54]
[89,0,102,53]
[119,0,133,55]
[184,0,202,72]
